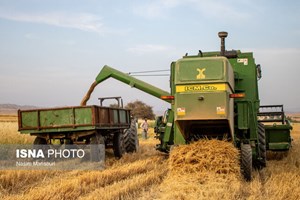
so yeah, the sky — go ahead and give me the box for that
[0,0,300,113]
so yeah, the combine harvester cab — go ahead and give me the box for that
[258,105,293,151]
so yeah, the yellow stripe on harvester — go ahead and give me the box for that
[176,83,227,93]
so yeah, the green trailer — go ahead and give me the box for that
[18,97,139,159]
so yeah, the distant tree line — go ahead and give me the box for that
[110,100,155,120]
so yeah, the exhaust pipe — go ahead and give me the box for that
[218,31,228,56]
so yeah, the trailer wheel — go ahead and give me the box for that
[33,137,50,157]
[33,137,47,144]
[90,133,105,162]
[113,131,125,159]
[124,120,139,153]
[257,123,267,168]
[241,143,252,181]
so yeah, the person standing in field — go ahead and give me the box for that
[141,118,148,139]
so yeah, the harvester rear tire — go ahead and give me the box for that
[113,131,125,159]
[123,120,139,153]
[241,143,252,181]
[258,123,267,168]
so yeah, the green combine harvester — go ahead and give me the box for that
[19,32,292,180]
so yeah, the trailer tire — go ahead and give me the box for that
[124,120,139,153]
[90,133,105,162]
[257,123,267,168]
[113,131,125,159]
[33,137,47,144]
[33,137,50,158]
[241,143,252,181]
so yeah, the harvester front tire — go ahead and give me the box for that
[113,131,125,159]
[241,143,252,181]
[123,120,139,153]
[90,133,105,162]
[258,123,267,168]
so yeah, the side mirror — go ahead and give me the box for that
[257,64,262,80]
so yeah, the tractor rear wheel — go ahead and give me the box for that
[113,131,125,159]
[90,133,105,162]
[257,123,267,168]
[124,120,139,153]
[241,143,252,181]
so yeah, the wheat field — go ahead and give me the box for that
[0,115,299,200]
